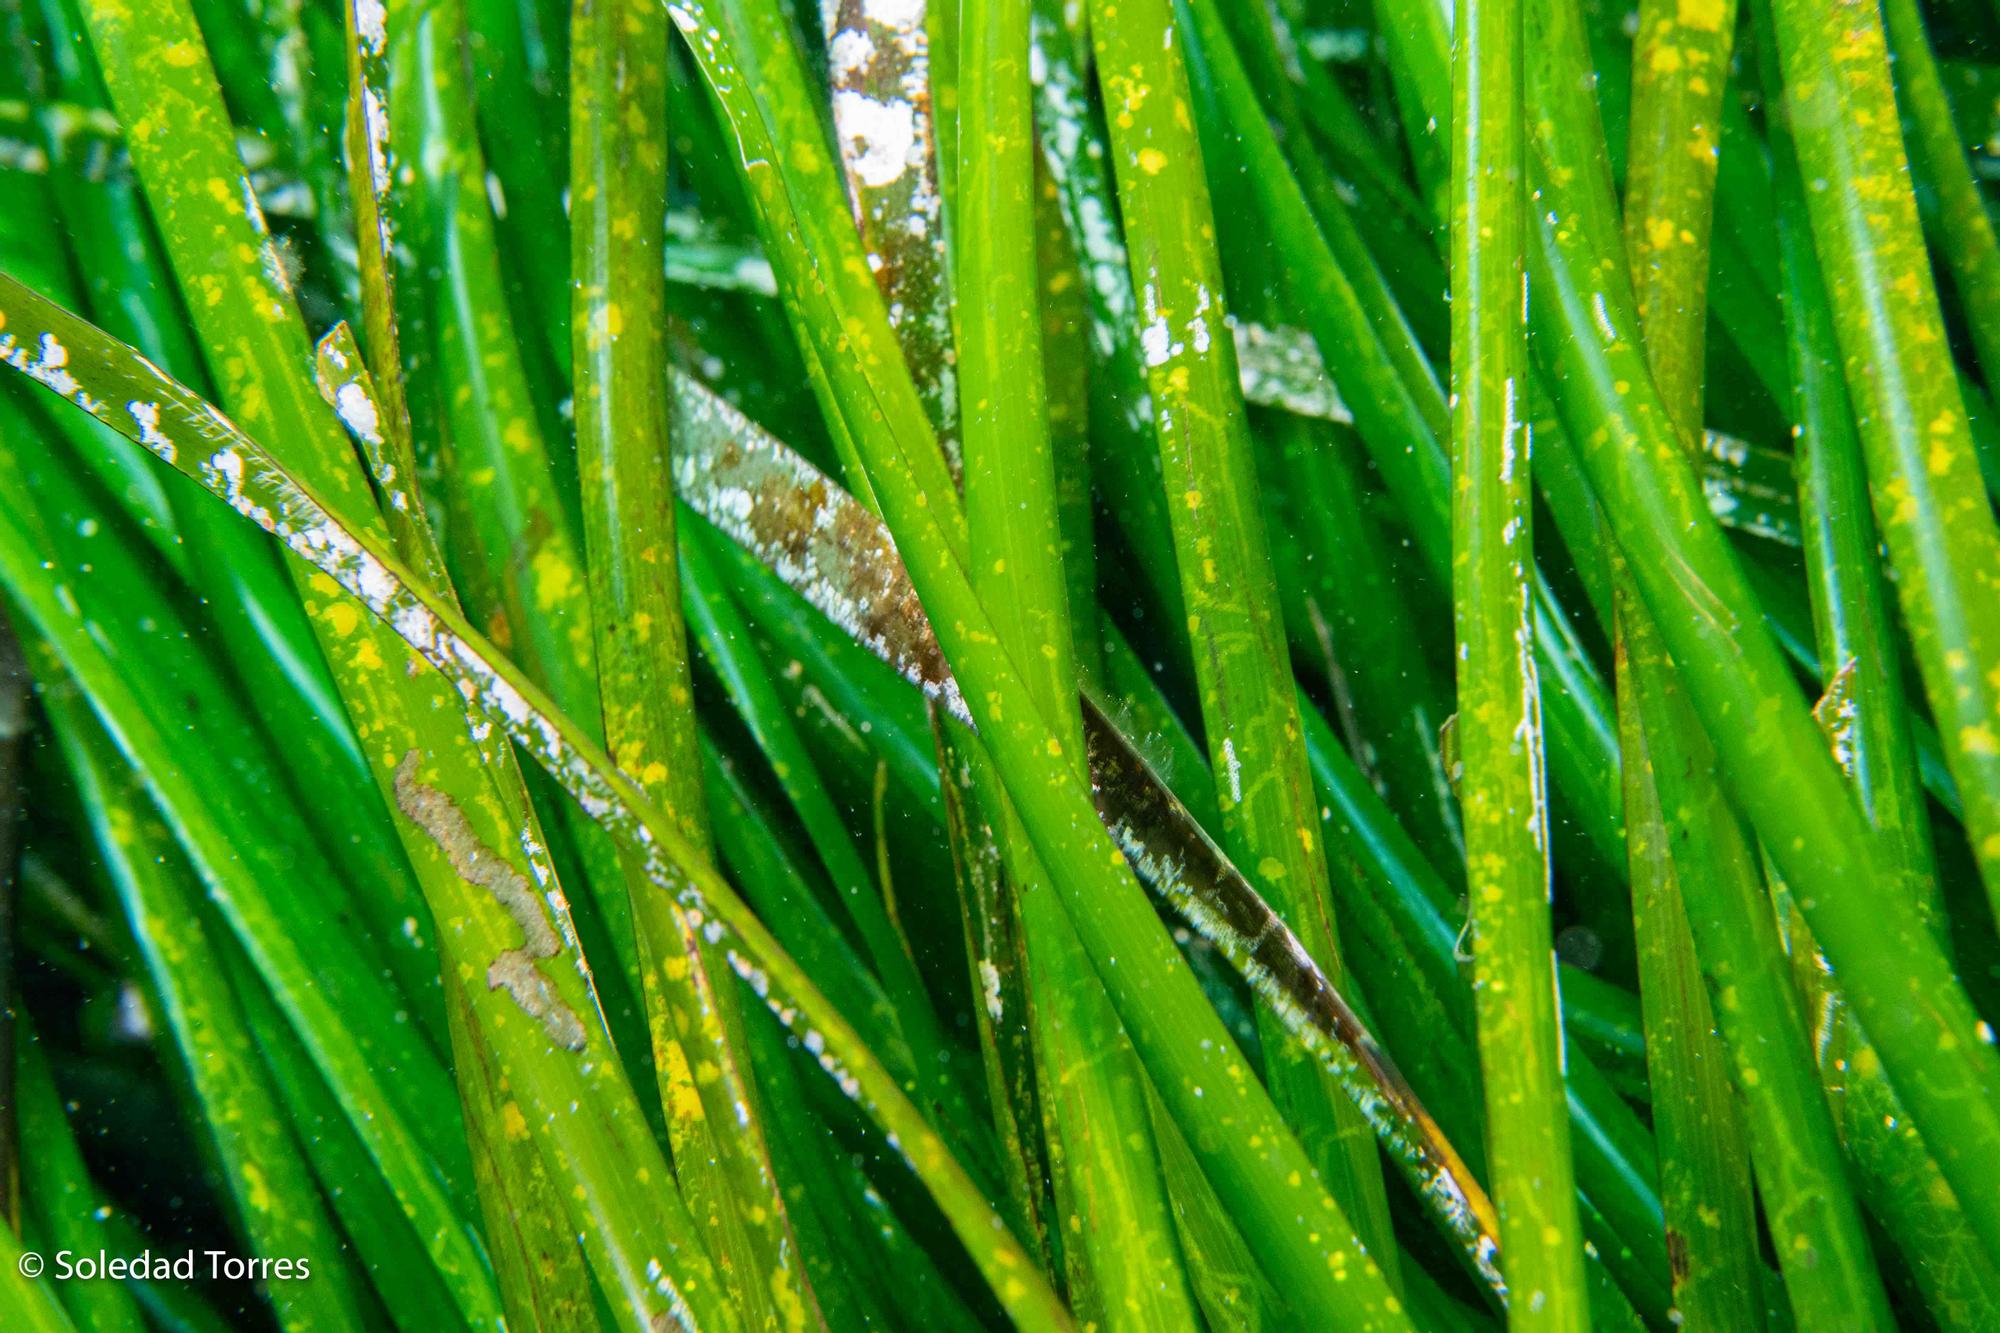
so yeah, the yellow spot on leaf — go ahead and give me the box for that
[1677,0,1724,29]
[241,1162,272,1213]
[661,1042,706,1123]
[531,550,578,611]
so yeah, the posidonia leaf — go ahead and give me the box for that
[1079,695,1501,1281]
[0,273,1071,1333]
[1619,1,1785,1327]
[1445,0,1586,1320]
[1884,0,2000,395]
[334,0,423,565]
[663,368,1503,1286]
[1096,0,1405,1261]
[679,0,972,1135]
[572,0,821,1319]
[1768,0,2000,924]
[323,14,720,1322]
[957,0,1208,1311]
[669,0,962,528]
[1229,320,1352,424]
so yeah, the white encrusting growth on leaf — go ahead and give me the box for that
[979,959,1004,1022]
[833,91,920,189]
[334,380,381,443]
[820,0,956,467]
[126,400,176,463]
[353,0,387,54]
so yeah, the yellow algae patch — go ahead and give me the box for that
[242,1162,273,1213]
[660,1041,707,1123]
[1677,0,1725,29]
[531,549,578,611]
[772,1270,809,1333]
[502,1101,530,1142]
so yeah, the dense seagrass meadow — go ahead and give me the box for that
[1,0,1999,1327]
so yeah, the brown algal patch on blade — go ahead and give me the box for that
[671,377,960,716]
[394,750,587,1051]
[1082,694,1503,1286]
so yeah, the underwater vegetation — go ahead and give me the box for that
[1,0,1999,1327]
